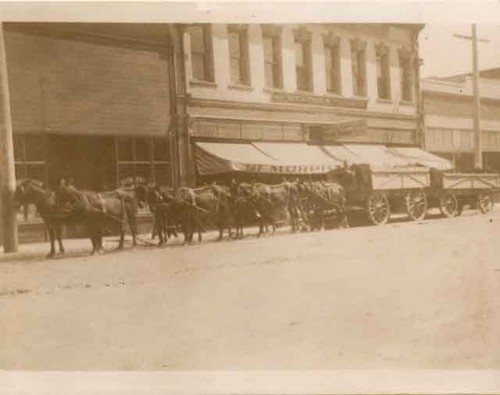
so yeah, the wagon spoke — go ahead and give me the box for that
[439,192,458,218]
[477,192,494,214]
[406,189,427,221]
[366,192,390,226]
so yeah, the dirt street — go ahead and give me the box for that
[1,210,499,370]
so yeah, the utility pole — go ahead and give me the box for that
[453,24,489,169]
[0,22,18,252]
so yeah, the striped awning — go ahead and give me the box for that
[387,147,453,171]
[195,141,454,175]
[195,141,343,175]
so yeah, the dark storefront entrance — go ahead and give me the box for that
[47,135,116,190]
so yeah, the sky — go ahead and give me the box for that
[420,24,500,78]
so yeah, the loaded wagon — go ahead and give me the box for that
[329,164,431,226]
[427,170,500,217]
[329,164,500,226]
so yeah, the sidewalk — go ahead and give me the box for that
[0,234,155,264]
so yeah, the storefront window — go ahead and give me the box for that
[116,137,170,187]
[13,134,46,223]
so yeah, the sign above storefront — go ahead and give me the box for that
[271,92,368,109]
[309,119,369,143]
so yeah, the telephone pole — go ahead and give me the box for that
[453,24,489,169]
[0,22,18,252]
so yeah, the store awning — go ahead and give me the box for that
[195,141,343,175]
[388,147,453,170]
[253,142,343,174]
[195,141,454,176]
[339,144,413,168]
[195,142,278,175]
[322,145,368,166]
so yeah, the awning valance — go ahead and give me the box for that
[195,142,277,175]
[387,147,453,171]
[253,142,343,174]
[340,144,413,169]
[195,141,454,176]
[195,142,343,175]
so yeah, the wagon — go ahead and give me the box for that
[427,170,500,218]
[331,164,431,226]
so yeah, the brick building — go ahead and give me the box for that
[5,23,180,191]
[5,23,425,189]
[422,68,500,172]
[182,23,425,182]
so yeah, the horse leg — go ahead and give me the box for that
[90,235,98,256]
[46,225,56,259]
[55,224,65,255]
[117,225,125,250]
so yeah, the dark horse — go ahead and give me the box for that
[13,179,122,258]
[55,184,139,253]
[14,179,68,258]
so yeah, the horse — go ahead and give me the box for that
[55,184,138,253]
[13,179,98,258]
[176,184,233,243]
[142,185,180,245]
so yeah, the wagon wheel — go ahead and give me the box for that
[439,192,459,218]
[405,189,427,221]
[477,192,494,214]
[366,191,390,225]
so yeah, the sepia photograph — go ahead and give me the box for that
[1,1,500,394]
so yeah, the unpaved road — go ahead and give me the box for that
[1,210,499,370]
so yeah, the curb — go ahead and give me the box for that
[0,247,93,264]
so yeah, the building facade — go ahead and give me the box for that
[4,23,425,191]
[422,69,500,172]
[182,23,424,183]
[5,23,179,191]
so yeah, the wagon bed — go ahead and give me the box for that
[331,165,500,226]
[428,171,500,217]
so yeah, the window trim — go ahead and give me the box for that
[323,33,341,95]
[293,28,313,92]
[399,46,414,104]
[227,24,251,87]
[375,43,392,100]
[350,39,367,97]
[262,24,283,89]
[188,24,214,83]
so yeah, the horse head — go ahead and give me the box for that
[14,179,44,207]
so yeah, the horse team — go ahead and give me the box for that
[14,178,348,258]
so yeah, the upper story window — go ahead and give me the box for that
[399,47,414,103]
[262,24,283,89]
[350,39,366,96]
[188,24,214,82]
[228,24,250,86]
[294,28,313,92]
[376,44,391,100]
[323,33,341,94]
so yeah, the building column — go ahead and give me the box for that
[339,36,353,97]
[0,23,18,252]
[281,25,297,92]
[311,29,327,96]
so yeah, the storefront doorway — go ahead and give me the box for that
[47,135,116,190]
